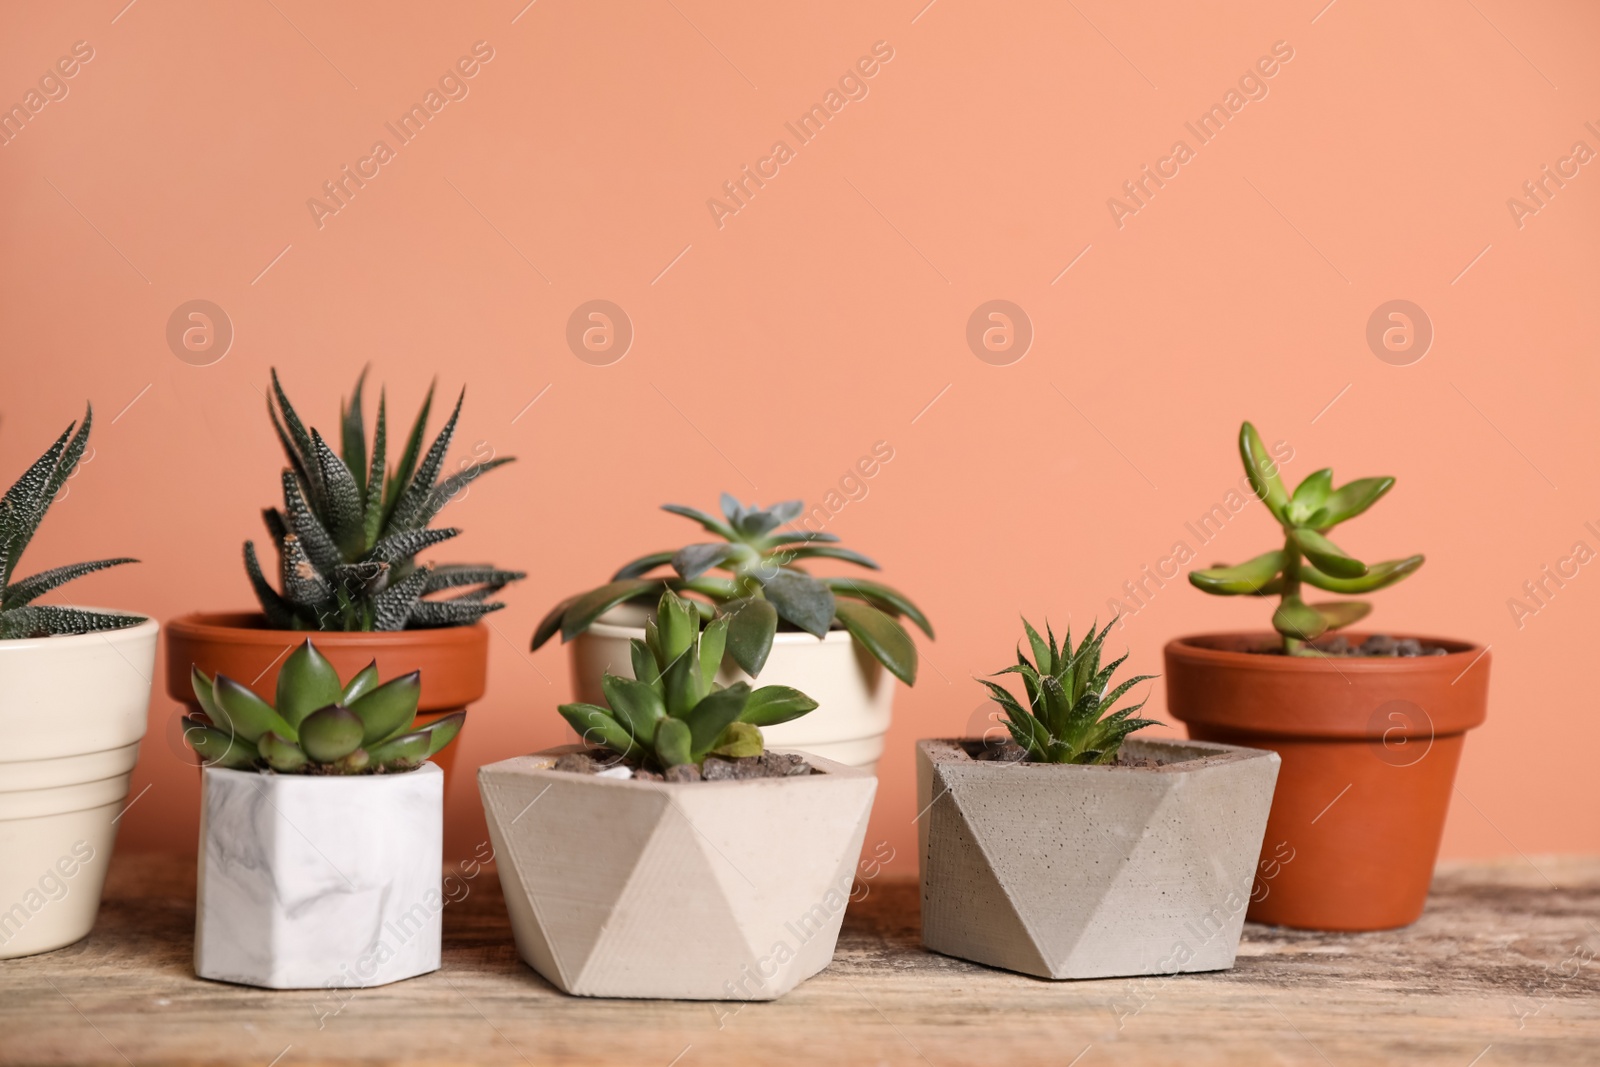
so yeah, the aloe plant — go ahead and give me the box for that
[248,368,524,631]
[533,494,931,684]
[184,639,460,773]
[979,617,1159,764]
[1188,422,1424,655]
[1,405,144,639]
[557,589,819,770]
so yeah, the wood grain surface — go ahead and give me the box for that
[1,853,1596,1066]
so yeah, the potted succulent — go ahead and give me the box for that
[184,639,460,989]
[918,617,1279,980]
[531,494,931,769]
[1166,421,1490,930]
[165,370,523,779]
[0,407,156,959]
[482,590,877,1000]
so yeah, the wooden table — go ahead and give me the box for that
[2,854,1596,1066]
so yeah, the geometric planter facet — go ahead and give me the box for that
[917,736,1279,980]
[479,747,877,999]
[195,763,443,990]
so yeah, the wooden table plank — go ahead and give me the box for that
[1,854,1596,1066]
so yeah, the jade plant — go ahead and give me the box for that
[1,405,144,639]
[248,368,524,631]
[533,494,931,684]
[557,589,819,770]
[184,639,460,773]
[1188,422,1424,655]
[979,617,1159,764]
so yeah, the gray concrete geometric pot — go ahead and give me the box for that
[917,736,1279,980]
[479,747,876,1000]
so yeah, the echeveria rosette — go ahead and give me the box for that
[980,617,1160,765]
[532,494,932,684]
[557,589,820,770]
[246,368,525,632]
[183,639,461,773]
[1187,422,1425,655]
[0,404,144,639]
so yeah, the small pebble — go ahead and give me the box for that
[663,763,702,783]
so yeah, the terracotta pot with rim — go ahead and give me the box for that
[164,612,488,783]
[1164,631,1489,931]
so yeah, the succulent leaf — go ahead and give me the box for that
[213,675,299,744]
[276,639,345,729]
[347,670,422,745]
[258,731,309,772]
[183,718,258,769]
[1290,528,1368,579]
[601,674,666,744]
[710,721,764,759]
[684,682,750,759]
[1238,422,1289,520]
[299,705,364,762]
[1187,550,1287,596]
[761,569,835,638]
[719,596,778,676]
[653,716,692,767]
[833,599,917,685]
[740,685,819,727]
[341,661,381,704]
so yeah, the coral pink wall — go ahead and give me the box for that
[3,1,1597,871]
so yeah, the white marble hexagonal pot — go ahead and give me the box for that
[479,747,877,1000]
[196,763,443,990]
[918,736,1280,980]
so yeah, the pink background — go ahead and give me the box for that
[2,1,1597,871]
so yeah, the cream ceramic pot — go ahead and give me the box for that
[570,605,895,770]
[0,616,157,959]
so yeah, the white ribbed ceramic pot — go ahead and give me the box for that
[569,605,896,770]
[0,616,157,959]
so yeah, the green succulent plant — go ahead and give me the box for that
[557,589,819,770]
[1,405,144,639]
[184,639,460,773]
[1188,422,1425,655]
[533,493,932,684]
[248,368,524,632]
[979,617,1159,764]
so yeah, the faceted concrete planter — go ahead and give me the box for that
[479,747,877,1000]
[917,737,1280,980]
[196,763,443,990]
[0,617,157,960]
[572,604,895,770]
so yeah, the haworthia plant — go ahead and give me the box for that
[0,404,144,639]
[980,617,1159,764]
[557,589,819,769]
[1188,421,1425,655]
[185,638,461,773]
[247,368,524,631]
[532,494,932,685]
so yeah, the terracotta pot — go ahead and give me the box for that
[165,613,489,783]
[1164,632,1490,931]
[571,604,895,771]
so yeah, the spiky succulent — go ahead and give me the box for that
[1188,422,1425,655]
[979,618,1159,764]
[557,589,819,770]
[533,493,932,684]
[0,405,143,639]
[184,639,460,773]
[248,368,524,631]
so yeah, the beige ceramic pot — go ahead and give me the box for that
[0,616,158,959]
